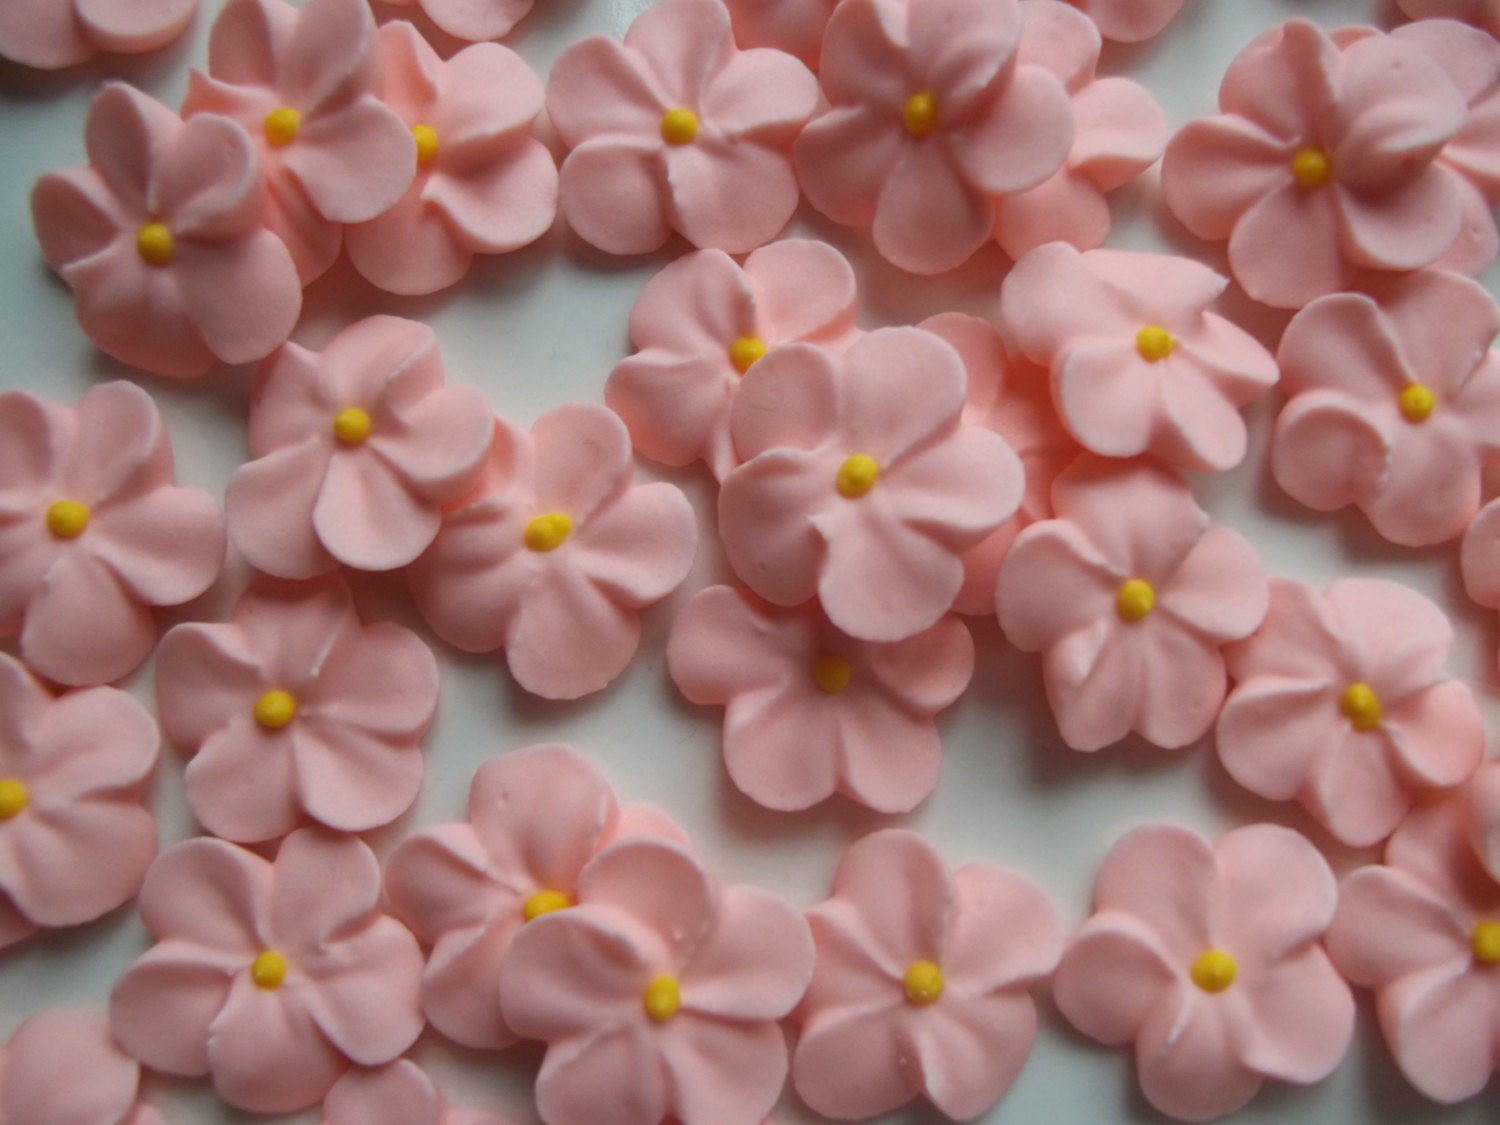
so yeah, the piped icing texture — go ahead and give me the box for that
[0,1008,167,1125]
[0,0,194,69]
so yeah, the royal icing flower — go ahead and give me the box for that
[320,1059,520,1125]
[545,0,818,255]
[996,457,1268,752]
[0,0,192,69]
[667,586,974,813]
[380,0,531,44]
[791,830,1061,1119]
[225,315,492,579]
[1327,794,1500,1103]
[1063,0,1184,42]
[794,0,1073,274]
[994,1,1168,260]
[1217,578,1484,847]
[0,654,157,951]
[1399,0,1500,35]
[345,23,557,296]
[110,828,425,1115]
[722,0,837,68]
[406,402,697,700]
[30,84,301,380]
[499,837,815,1125]
[182,0,417,283]
[1162,19,1468,308]
[155,573,439,844]
[719,326,1024,643]
[1054,823,1355,1122]
[0,381,225,687]
[1271,269,1500,546]
[604,240,860,481]
[0,1009,165,1125]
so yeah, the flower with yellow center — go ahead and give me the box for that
[1290,147,1331,188]
[333,407,372,446]
[412,124,439,166]
[811,654,852,694]
[45,500,90,540]
[0,778,28,820]
[1473,920,1500,964]
[524,512,573,552]
[902,91,937,137]
[1398,384,1435,423]
[523,889,570,921]
[253,689,297,730]
[835,454,879,499]
[250,949,288,990]
[1190,949,1236,993]
[136,222,173,267]
[729,335,766,374]
[263,106,302,147]
[1135,325,1174,362]
[643,973,680,1021]
[660,108,698,146]
[902,959,944,1004]
[1115,578,1155,623]
[1339,681,1382,731]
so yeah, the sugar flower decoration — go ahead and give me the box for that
[719,326,1024,643]
[1399,0,1500,36]
[155,573,438,844]
[1062,0,1184,42]
[0,381,225,687]
[1271,269,1500,546]
[182,0,417,283]
[996,457,1268,752]
[794,0,1073,274]
[605,240,860,481]
[995,1,1168,260]
[0,654,157,951]
[407,403,697,700]
[722,0,837,69]
[384,743,689,1051]
[380,0,531,44]
[345,23,557,296]
[545,0,818,255]
[0,0,193,69]
[1162,20,1468,308]
[320,1059,521,1125]
[110,828,425,1115]
[1327,794,1500,1103]
[1054,823,1355,1122]
[0,1009,166,1125]
[792,829,1061,1119]
[499,837,815,1125]
[667,586,974,813]
[226,315,492,579]
[31,84,301,380]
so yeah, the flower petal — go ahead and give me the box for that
[1270,391,1389,514]
[20,551,155,686]
[558,140,671,256]
[184,722,302,843]
[226,440,337,579]
[682,884,811,1019]
[1053,912,1176,1045]
[666,135,800,253]
[872,144,994,274]
[283,100,416,223]
[206,981,348,1113]
[171,235,301,366]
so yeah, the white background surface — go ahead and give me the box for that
[1,0,1498,1121]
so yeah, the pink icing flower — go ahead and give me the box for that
[0,1009,166,1125]
[722,0,837,69]
[1001,244,1278,472]
[225,315,492,579]
[667,586,974,813]
[0,0,193,69]
[499,837,814,1125]
[1400,0,1500,36]
[0,654,157,952]
[345,23,557,296]
[994,1,1168,260]
[406,403,697,700]
[380,0,531,44]
[154,573,438,844]
[604,240,860,481]
[109,828,425,1115]
[385,744,689,1050]
[1063,0,1184,42]
[996,457,1268,752]
[30,84,301,380]
[182,0,417,283]
[320,1059,521,1125]
[1054,823,1355,1122]
[1217,578,1484,847]
[791,829,1061,1119]
[1326,795,1500,1103]
[794,0,1073,274]
[545,0,818,255]
[0,381,225,687]
[1271,269,1500,546]
[719,326,1024,643]
[1162,20,1468,308]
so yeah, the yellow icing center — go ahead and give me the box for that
[1339,681,1382,732]
[902,91,937,137]
[660,108,698,145]
[729,335,767,374]
[524,512,573,552]
[1190,949,1236,993]
[412,124,439,166]
[523,889,571,921]
[263,106,301,147]
[0,778,28,820]
[903,959,944,1004]
[1399,383,1436,423]
[836,454,879,499]
[1115,578,1155,623]
[45,500,89,539]
[1290,147,1331,188]
[333,407,372,445]
[1473,921,1500,964]
[643,974,681,1021]
[136,222,173,266]
[253,689,297,730]
[1136,325,1174,362]
[250,949,288,990]
[811,654,852,695]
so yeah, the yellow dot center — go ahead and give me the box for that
[1136,325,1174,362]
[1399,384,1435,423]
[250,949,287,990]
[412,123,439,166]
[524,512,573,552]
[902,91,937,137]
[903,959,944,1004]
[333,407,372,445]
[643,974,680,1021]
[1473,921,1500,964]
[729,335,766,374]
[1290,147,1331,188]
[263,106,301,147]
[1339,681,1382,732]
[253,689,297,730]
[1116,578,1155,623]
[522,889,571,921]
[660,108,698,145]
[1190,949,1236,993]
[0,778,28,820]
[136,222,173,266]
[836,454,879,499]
[45,499,90,539]
[811,654,852,694]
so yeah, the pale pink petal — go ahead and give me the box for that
[5,799,154,924]
[794,106,904,227]
[384,823,500,944]
[109,943,237,1077]
[0,1009,141,1125]
[1162,116,1289,241]
[994,170,1113,259]
[30,169,127,276]
[422,0,532,42]
[1337,168,1463,271]
[424,143,558,254]
[574,839,713,961]
[1384,680,1485,789]
[321,1060,442,1125]
[1160,523,1267,641]
[1132,619,1233,749]
[1216,678,1333,801]
[504,563,642,699]
[270,829,382,952]
[408,512,530,654]
[1048,458,1209,582]
[245,339,334,456]
[569,483,696,604]
[1370,270,1500,401]
[135,836,270,950]
[819,505,965,642]
[155,114,263,240]
[1327,867,1469,988]
[534,1025,666,1125]
[622,0,734,108]
[872,145,995,275]
[171,235,301,365]
[1381,964,1498,1102]
[948,65,1072,195]
[559,141,671,255]
[87,485,224,606]
[84,84,176,215]
[21,551,155,686]
[1070,77,1169,189]
[371,384,491,503]
[1307,729,1412,846]
[721,684,842,810]
[203,0,292,87]
[728,343,838,458]
[1216,19,1332,144]
[914,989,1039,1119]
[667,137,800,253]
[1229,182,1349,308]
[298,917,424,1064]
[823,830,949,974]
[1134,994,1262,1121]
[1270,392,1390,514]
[744,238,858,345]
[682,884,811,1019]
[660,1017,787,1124]
[544,37,664,146]
[1053,342,1160,457]
[206,982,348,1113]
[263,168,344,284]
[294,721,424,832]
[1095,825,1216,957]
[1462,498,1500,609]
[996,521,1115,653]
[24,680,157,797]
[701,46,817,141]
[1237,946,1354,1084]
[1072,0,1184,42]
[1214,824,1338,960]
[283,101,416,223]
[1365,421,1485,546]
[839,328,968,463]
[278,0,381,114]
[313,454,437,571]
[907,0,1018,111]
[500,911,654,1042]
[1053,913,1176,1045]
[426,920,522,1049]
[226,440,338,579]
[862,613,975,712]
[0,0,92,68]
[234,573,350,687]
[834,691,943,813]
[945,862,1062,991]
[1334,36,1467,189]
[791,1005,913,1119]
[605,352,737,472]
[719,452,831,608]
[184,723,302,843]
